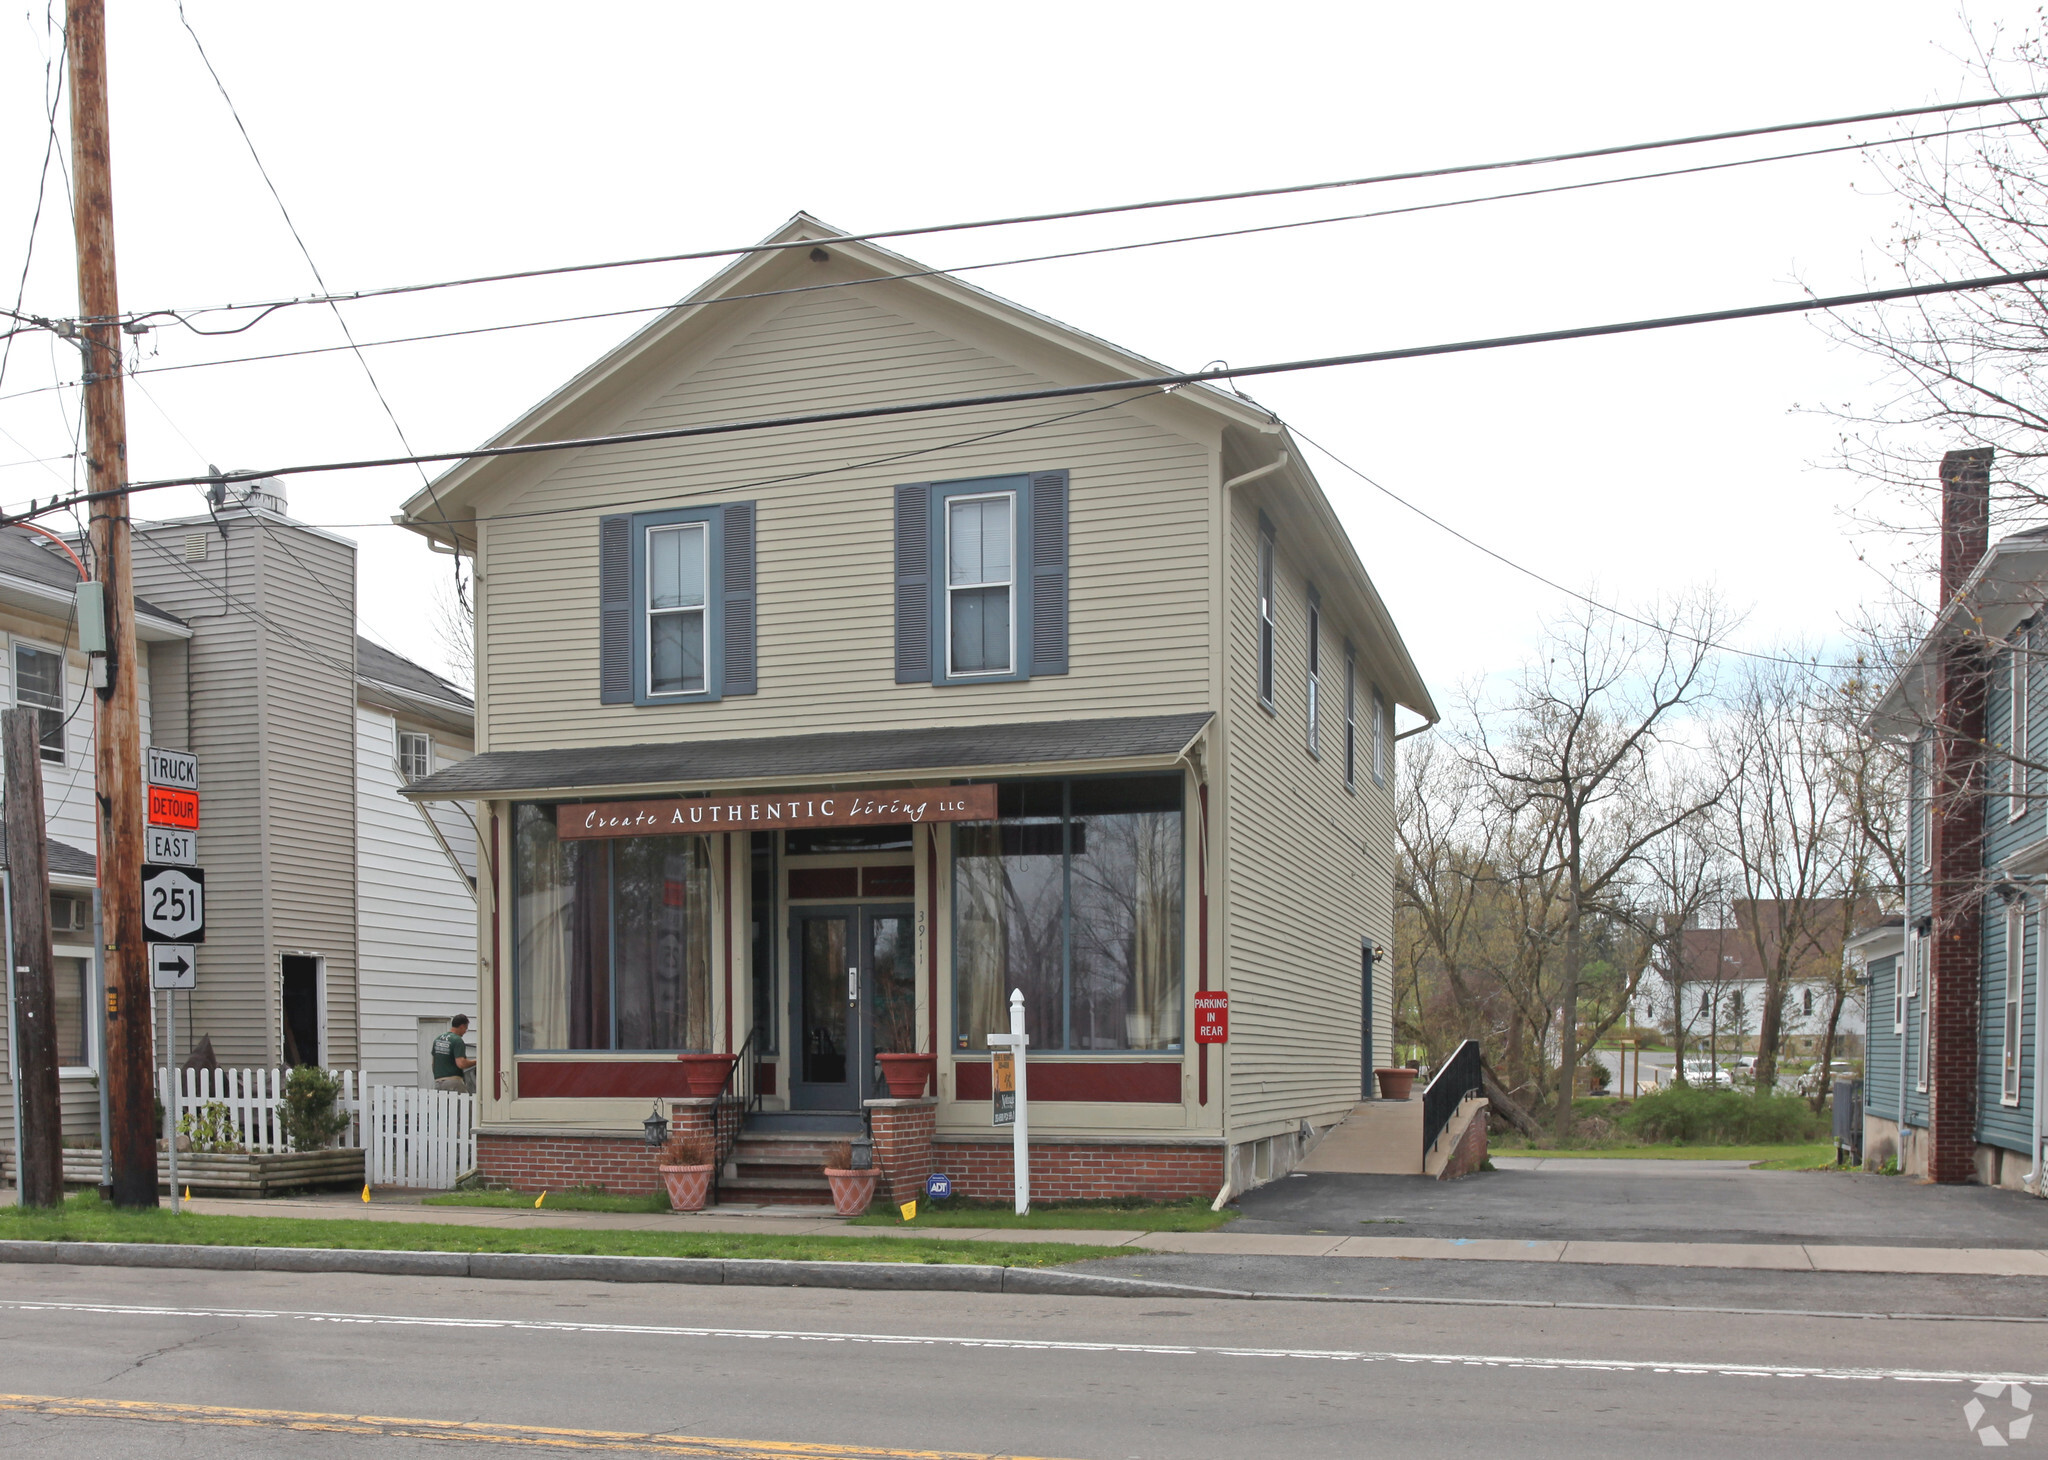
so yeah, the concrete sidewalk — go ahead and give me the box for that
[13,1189,2044,1280]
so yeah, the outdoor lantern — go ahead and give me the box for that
[642,1101,670,1149]
[850,1137,873,1171]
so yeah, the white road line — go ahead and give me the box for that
[0,1298,2040,1388]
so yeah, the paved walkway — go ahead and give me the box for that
[10,1187,2044,1280]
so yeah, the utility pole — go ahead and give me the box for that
[4,710,62,1206]
[68,0,156,1207]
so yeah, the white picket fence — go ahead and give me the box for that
[160,1067,475,1187]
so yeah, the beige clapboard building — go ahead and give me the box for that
[400,214,1433,1203]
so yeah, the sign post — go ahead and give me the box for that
[987,988,1030,1215]
[143,747,199,1214]
[151,943,197,1214]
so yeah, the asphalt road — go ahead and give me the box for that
[0,1263,2038,1458]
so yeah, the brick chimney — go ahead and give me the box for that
[1928,446,1992,1183]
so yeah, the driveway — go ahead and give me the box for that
[1230,1159,2048,1248]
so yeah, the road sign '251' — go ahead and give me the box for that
[140,864,205,944]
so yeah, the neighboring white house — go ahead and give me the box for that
[1631,901,1869,1061]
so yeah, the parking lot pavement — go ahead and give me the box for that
[1230,1161,2048,1248]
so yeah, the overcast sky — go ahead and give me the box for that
[0,3,2033,707]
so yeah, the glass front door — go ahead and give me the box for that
[788,905,914,1111]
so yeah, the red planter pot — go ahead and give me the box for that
[824,1167,878,1217]
[675,1052,740,1098]
[876,1052,936,1099]
[1374,1066,1418,1101]
[660,1163,713,1211]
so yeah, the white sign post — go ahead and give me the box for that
[151,945,196,1214]
[987,987,1030,1215]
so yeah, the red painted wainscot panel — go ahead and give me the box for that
[953,1062,1182,1103]
[516,1062,708,1099]
[789,867,859,900]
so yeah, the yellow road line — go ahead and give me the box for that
[0,1394,1073,1459]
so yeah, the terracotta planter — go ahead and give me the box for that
[660,1162,713,1212]
[823,1166,878,1217]
[675,1052,740,1098]
[1374,1066,1417,1101]
[876,1052,936,1098]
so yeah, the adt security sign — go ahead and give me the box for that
[140,863,205,944]
[149,944,196,990]
[924,1173,952,1200]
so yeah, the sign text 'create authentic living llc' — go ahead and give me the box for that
[557,783,998,840]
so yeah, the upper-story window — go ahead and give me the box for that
[1256,515,1276,710]
[1343,644,1358,791]
[596,503,756,706]
[1372,686,1388,786]
[894,470,1068,687]
[1305,587,1321,757]
[14,642,64,764]
[396,730,431,783]
[946,494,1014,676]
[2012,630,2031,822]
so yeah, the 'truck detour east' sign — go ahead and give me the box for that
[558,784,997,841]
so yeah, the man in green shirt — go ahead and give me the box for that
[432,1015,474,1093]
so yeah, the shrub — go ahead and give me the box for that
[177,1100,246,1154]
[660,1136,712,1167]
[279,1066,352,1152]
[1618,1084,1825,1145]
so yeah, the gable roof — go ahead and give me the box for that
[395,212,1433,720]
[355,635,472,732]
[0,528,189,641]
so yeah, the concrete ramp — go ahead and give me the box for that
[1296,1100,1424,1175]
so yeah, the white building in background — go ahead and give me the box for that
[1631,901,1869,1061]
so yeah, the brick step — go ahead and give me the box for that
[715,1183,836,1205]
[731,1149,834,1169]
[730,1164,831,1186]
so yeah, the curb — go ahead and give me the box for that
[0,1240,1243,1299]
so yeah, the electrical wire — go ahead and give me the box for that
[12,259,2048,526]
[0,23,67,395]
[115,85,2048,329]
[4,109,2033,406]
[131,526,359,681]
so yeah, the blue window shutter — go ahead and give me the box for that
[722,502,757,695]
[1028,469,1068,675]
[895,483,932,684]
[598,514,633,704]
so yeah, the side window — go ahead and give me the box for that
[2013,632,2031,822]
[14,643,64,764]
[1372,686,1388,786]
[1343,645,1357,791]
[1305,587,1321,757]
[596,503,756,706]
[1256,515,1275,709]
[893,471,1068,687]
[396,730,431,784]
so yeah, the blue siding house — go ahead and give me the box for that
[1865,450,2045,1192]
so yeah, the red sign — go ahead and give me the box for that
[558,783,997,840]
[1194,991,1228,1044]
[147,785,199,830]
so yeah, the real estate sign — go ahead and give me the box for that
[991,1050,1016,1127]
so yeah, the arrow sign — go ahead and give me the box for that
[150,944,195,990]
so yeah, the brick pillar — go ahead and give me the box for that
[864,1097,936,1207]
[1930,447,1991,1185]
[668,1097,718,1160]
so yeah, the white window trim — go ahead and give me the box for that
[1914,933,1930,1093]
[396,728,431,784]
[2005,902,2027,1106]
[1895,934,1910,1034]
[644,522,709,698]
[943,490,1016,679]
[10,635,67,767]
[53,940,97,1075]
[1372,686,1388,786]
[1256,525,1276,709]
[2014,635,2031,823]
[1343,649,1357,791]
[1305,598,1321,758]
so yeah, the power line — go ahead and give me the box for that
[0,22,67,395]
[113,85,2048,329]
[12,260,2048,526]
[3,110,2031,406]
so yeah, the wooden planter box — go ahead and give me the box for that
[57,1147,366,1197]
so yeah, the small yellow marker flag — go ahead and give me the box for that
[361,1184,371,1203]
[535,1191,547,1208]
[899,1200,917,1222]
[183,1188,191,1203]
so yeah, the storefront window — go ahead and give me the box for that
[954,776,1183,1052]
[513,804,713,1052]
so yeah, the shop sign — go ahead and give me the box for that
[991,1050,1017,1127]
[559,783,997,840]
[1195,991,1228,1044]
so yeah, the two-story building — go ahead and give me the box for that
[399,214,1434,1203]
[1865,448,2045,1192]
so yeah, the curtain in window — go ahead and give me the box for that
[514,804,572,1051]
[953,781,1063,1049]
[54,956,88,1065]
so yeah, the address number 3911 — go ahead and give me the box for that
[139,864,205,944]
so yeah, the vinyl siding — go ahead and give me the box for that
[131,513,359,1069]
[477,292,1215,751]
[1216,489,1393,1140]
[1864,954,1900,1118]
[1978,639,2040,1152]
[355,705,477,1085]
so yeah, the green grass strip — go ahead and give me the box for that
[424,1188,671,1214]
[1499,1141,1839,1165]
[0,1195,1115,1267]
[850,1196,1234,1231]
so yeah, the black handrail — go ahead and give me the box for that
[710,1031,759,1204]
[1420,1039,1484,1157]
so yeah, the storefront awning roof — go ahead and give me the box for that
[401,711,1214,801]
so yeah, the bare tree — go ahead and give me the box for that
[1634,810,1726,1080]
[1469,595,1727,1141]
